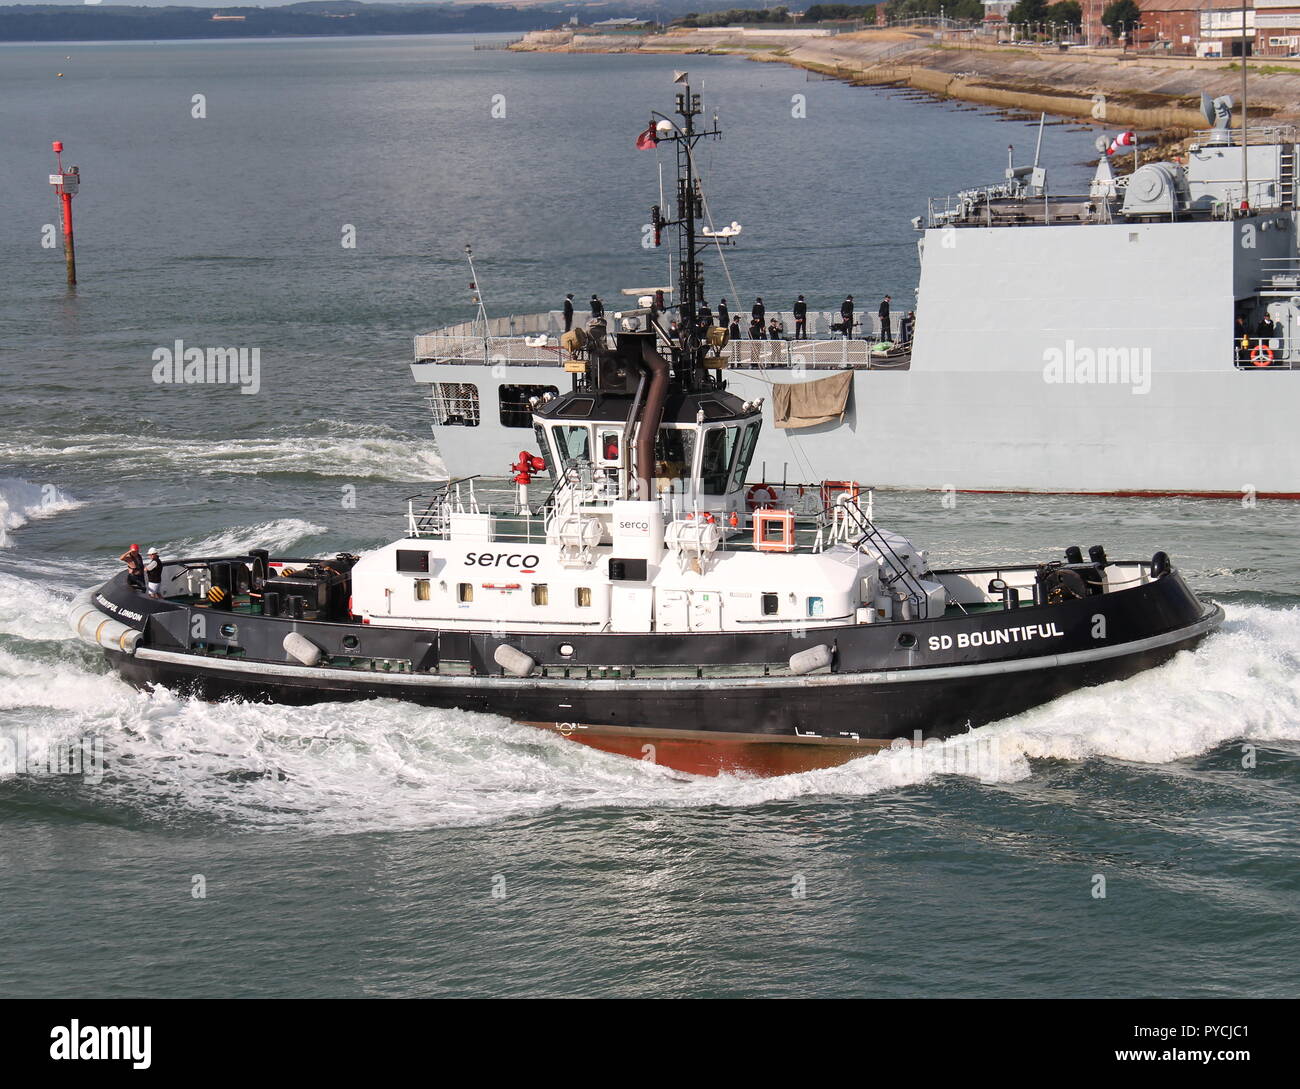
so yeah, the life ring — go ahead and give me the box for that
[746,483,779,511]
[1251,344,1274,367]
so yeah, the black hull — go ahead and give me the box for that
[82,568,1222,775]
[104,611,1218,775]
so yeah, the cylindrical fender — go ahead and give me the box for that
[283,631,323,667]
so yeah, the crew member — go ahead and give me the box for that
[145,547,164,597]
[900,310,915,345]
[698,301,713,328]
[717,298,729,329]
[728,316,741,341]
[749,315,765,339]
[752,297,765,326]
[119,544,145,591]
[563,293,575,332]
[793,294,807,338]
[590,294,604,319]
[879,295,892,342]
[841,295,854,339]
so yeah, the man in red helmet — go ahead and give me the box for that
[119,544,145,591]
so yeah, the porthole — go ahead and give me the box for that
[220,623,237,638]
[342,635,360,650]
[897,632,917,650]
[559,643,574,658]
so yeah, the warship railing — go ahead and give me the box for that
[1191,125,1300,148]
[416,311,908,360]
[414,332,910,371]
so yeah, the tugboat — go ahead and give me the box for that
[69,79,1223,776]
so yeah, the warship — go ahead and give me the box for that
[412,91,1300,498]
[69,78,1223,776]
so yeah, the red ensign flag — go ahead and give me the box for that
[636,124,658,150]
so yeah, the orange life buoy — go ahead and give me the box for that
[746,483,779,511]
[1251,344,1274,367]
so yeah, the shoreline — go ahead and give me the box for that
[513,28,1300,131]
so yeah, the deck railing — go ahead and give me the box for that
[415,315,911,371]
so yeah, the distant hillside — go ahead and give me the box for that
[0,2,721,42]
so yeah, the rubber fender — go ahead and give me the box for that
[67,590,142,655]
[67,589,99,638]
[283,631,323,667]
[96,619,142,653]
[789,644,833,675]
[494,643,537,678]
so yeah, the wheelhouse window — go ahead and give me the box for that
[499,384,558,428]
[700,425,740,495]
[533,422,555,468]
[653,427,696,490]
[552,425,592,470]
[428,383,480,427]
[598,430,621,464]
[730,422,760,490]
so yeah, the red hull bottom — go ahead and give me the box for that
[528,722,894,777]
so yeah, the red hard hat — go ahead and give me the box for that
[130,543,139,550]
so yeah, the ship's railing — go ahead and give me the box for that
[1258,256,1300,294]
[1208,181,1292,219]
[1191,125,1300,148]
[926,186,1109,229]
[416,311,911,363]
[417,334,911,370]
[723,338,911,368]
[1233,340,1298,370]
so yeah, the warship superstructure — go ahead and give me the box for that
[412,93,1300,498]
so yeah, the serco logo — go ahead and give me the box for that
[465,552,540,573]
[619,520,649,532]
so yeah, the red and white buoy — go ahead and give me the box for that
[49,140,80,286]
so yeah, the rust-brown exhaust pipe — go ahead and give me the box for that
[634,338,670,501]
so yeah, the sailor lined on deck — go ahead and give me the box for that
[879,295,892,342]
[590,294,604,319]
[751,297,765,324]
[119,544,145,591]
[698,302,713,327]
[840,295,854,339]
[793,295,807,338]
[563,293,575,331]
[717,298,729,328]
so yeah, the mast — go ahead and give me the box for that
[648,73,723,384]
